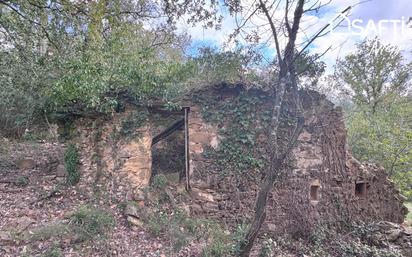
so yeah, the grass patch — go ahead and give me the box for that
[30,206,114,246]
[144,207,236,254]
[15,176,29,187]
[151,174,168,190]
[120,180,249,255]
[64,144,80,185]
[69,206,115,242]
[201,223,248,257]
[136,184,247,255]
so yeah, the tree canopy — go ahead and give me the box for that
[335,38,411,113]
[334,38,412,199]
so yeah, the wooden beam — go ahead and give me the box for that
[151,118,184,146]
[184,107,191,191]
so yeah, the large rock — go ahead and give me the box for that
[0,231,12,245]
[124,202,145,227]
[17,159,36,170]
[189,188,215,202]
[368,221,412,255]
[127,216,143,227]
[56,164,66,177]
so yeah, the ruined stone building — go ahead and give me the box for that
[74,84,407,237]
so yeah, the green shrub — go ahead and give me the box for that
[201,228,231,257]
[69,206,114,242]
[151,174,168,190]
[64,144,80,185]
[142,204,231,254]
[168,225,190,252]
[147,210,169,236]
[15,176,29,187]
[231,223,249,255]
[259,238,275,257]
[200,222,248,257]
[141,185,246,254]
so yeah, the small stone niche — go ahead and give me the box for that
[309,180,321,203]
[355,181,367,198]
[310,185,320,201]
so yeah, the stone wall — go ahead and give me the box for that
[185,86,408,236]
[69,85,407,236]
[73,107,153,200]
[72,106,187,201]
[188,105,220,180]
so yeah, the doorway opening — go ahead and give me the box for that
[151,107,190,190]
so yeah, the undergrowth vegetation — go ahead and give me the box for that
[30,205,114,254]
[41,245,63,257]
[69,206,115,242]
[257,223,405,257]
[143,202,248,256]
[406,202,412,225]
[127,174,249,256]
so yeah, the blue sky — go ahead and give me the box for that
[178,0,412,73]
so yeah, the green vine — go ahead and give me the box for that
[194,90,273,178]
[111,108,149,140]
[64,143,80,185]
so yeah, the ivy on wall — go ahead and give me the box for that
[193,89,274,179]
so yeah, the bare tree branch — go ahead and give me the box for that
[285,0,291,36]
[295,5,352,60]
[259,0,283,66]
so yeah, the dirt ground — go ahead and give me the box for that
[0,140,170,257]
[1,139,411,257]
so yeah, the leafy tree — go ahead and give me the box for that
[0,0,191,136]
[335,38,411,113]
[189,47,266,88]
[346,98,412,199]
[335,39,412,198]
[48,24,193,114]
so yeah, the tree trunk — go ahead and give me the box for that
[238,0,305,255]
[238,112,304,257]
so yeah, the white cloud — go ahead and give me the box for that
[179,0,412,70]
[307,0,412,72]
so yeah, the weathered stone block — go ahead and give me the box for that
[17,158,36,170]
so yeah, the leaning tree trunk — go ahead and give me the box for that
[238,0,305,256]
[238,88,304,256]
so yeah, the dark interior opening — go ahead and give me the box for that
[310,185,320,201]
[151,113,185,183]
[355,182,367,198]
